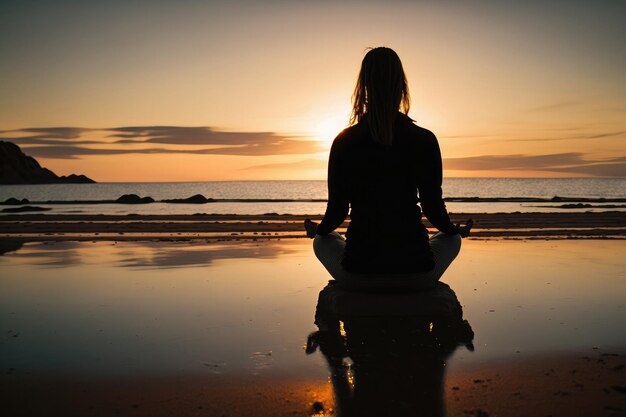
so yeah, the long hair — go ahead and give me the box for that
[350,47,411,146]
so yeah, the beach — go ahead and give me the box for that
[1,176,625,417]
[3,354,624,417]
[1,238,625,416]
[1,182,625,417]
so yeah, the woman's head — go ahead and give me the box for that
[350,47,410,146]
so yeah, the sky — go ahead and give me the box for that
[1,0,625,181]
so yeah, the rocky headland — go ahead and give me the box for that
[0,141,95,184]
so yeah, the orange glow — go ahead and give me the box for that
[0,2,623,180]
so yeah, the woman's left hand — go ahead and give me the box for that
[455,219,474,238]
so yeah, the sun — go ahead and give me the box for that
[313,115,350,145]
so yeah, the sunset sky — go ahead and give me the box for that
[1,0,624,181]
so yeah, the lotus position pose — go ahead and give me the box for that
[305,47,472,291]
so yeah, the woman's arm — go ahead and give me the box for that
[417,131,459,235]
[315,137,349,236]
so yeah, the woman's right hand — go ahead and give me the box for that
[456,219,474,238]
[304,218,319,239]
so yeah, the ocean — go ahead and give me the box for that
[1,178,624,215]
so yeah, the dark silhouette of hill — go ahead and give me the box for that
[0,141,95,184]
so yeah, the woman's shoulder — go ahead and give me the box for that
[397,114,438,144]
[331,123,366,147]
[339,121,367,137]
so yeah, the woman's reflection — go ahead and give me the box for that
[306,281,474,417]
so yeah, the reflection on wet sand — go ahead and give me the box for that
[115,240,299,269]
[0,240,299,268]
[307,282,474,417]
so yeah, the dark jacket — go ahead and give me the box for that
[316,113,458,273]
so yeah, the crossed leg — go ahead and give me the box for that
[313,231,462,291]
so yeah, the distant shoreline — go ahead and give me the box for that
[3,196,626,205]
[1,212,624,242]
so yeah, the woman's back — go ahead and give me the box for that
[316,113,458,274]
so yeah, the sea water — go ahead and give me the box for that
[0,178,624,215]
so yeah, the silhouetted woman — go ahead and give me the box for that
[305,47,472,291]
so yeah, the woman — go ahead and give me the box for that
[305,47,472,291]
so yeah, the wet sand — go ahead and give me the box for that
[2,353,623,417]
[1,235,624,417]
[1,211,625,241]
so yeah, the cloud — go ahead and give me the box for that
[108,126,301,146]
[2,137,104,146]
[528,101,579,112]
[0,126,324,158]
[508,130,626,142]
[441,129,626,142]
[1,127,100,145]
[16,146,146,159]
[22,142,323,159]
[444,153,585,170]
[242,158,327,170]
[444,153,626,176]
[17,127,90,139]
[547,162,626,177]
